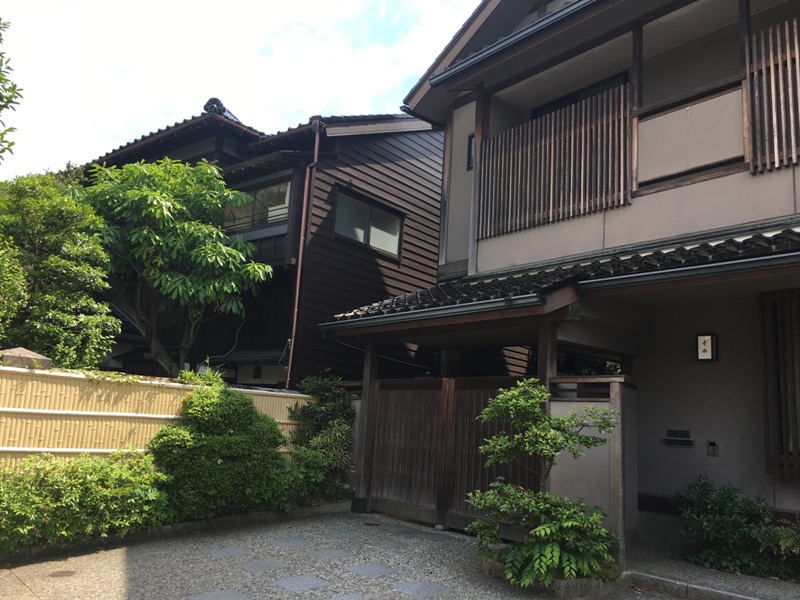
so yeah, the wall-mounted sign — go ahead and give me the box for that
[697,334,717,361]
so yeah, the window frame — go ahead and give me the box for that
[225,175,293,233]
[333,188,404,258]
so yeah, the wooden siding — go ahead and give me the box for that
[478,83,630,239]
[0,367,309,468]
[748,17,800,173]
[295,129,444,380]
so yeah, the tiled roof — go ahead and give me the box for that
[91,112,265,165]
[330,227,800,322]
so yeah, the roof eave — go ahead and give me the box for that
[429,0,602,89]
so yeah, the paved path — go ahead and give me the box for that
[1,510,794,599]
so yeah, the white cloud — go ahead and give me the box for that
[1,0,479,179]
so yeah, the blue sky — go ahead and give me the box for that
[1,0,480,180]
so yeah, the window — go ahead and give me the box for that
[225,180,291,231]
[467,134,475,171]
[334,192,401,256]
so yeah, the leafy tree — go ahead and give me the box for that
[83,159,273,377]
[0,173,120,367]
[0,20,22,162]
[0,236,26,341]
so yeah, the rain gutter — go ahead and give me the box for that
[285,116,323,388]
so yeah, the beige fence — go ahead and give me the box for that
[0,366,311,468]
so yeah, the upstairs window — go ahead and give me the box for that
[225,180,291,231]
[334,192,402,256]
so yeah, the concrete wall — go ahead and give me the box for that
[444,103,475,266]
[634,296,779,504]
[476,166,798,273]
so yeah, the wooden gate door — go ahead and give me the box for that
[366,376,533,528]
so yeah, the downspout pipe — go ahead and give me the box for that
[285,116,323,388]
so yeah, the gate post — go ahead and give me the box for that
[351,339,379,513]
[435,378,456,527]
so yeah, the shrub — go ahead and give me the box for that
[675,475,800,579]
[0,451,168,557]
[466,377,619,588]
[148,386,293,522]
[290,373,355,447]
[288,373,355,503]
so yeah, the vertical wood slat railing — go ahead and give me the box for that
[762,289,800,477]
[478,83,629,240]
[747,18,800,173]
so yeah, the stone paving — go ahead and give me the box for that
[2,509,798,600]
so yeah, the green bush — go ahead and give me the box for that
[466,378,619,588]
[469,481,618,587]
[290,373,355,447]
[288,374,355,503]
[0,451,168,557]
[148,386,294,522]
[676,475,800,579]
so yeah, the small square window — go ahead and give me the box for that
[334,191,401,256]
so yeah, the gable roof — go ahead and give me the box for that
[320,226,800,336]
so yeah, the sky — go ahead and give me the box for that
[0,0,480,180]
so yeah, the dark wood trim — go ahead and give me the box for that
[452,91,477,111]
[639,76,744,120]
[435,378,456,526]
[633,159,748,196]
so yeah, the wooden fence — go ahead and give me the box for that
[0,366,310,468]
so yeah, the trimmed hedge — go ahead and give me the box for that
[148,385,297,522]
[0,451,168,557]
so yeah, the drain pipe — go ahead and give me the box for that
[285,116,322,388]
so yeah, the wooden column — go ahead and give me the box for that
[435,378,456,527]
[608,379,626,568]
[468,84,488,276]
[351,338,379,513]
[537,319,558,387]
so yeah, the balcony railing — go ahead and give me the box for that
[747,17,800,173]
[478,83,630,239]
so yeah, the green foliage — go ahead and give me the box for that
[83,159,273,377]
[467,378,619,588]
[176,364,226,387]
[148,385,293,521]
[288,373,355,502]
[675,475,800,579]
[291,373,356,447]
[477,378,618,484]
[0,173,121,368]
[0,452,168,557]
[0,21,22,162]
[0,236,26,340]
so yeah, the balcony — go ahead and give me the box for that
[477,83,630,239]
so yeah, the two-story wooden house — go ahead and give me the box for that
[93,100,443,387]
[321,0,800,548]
